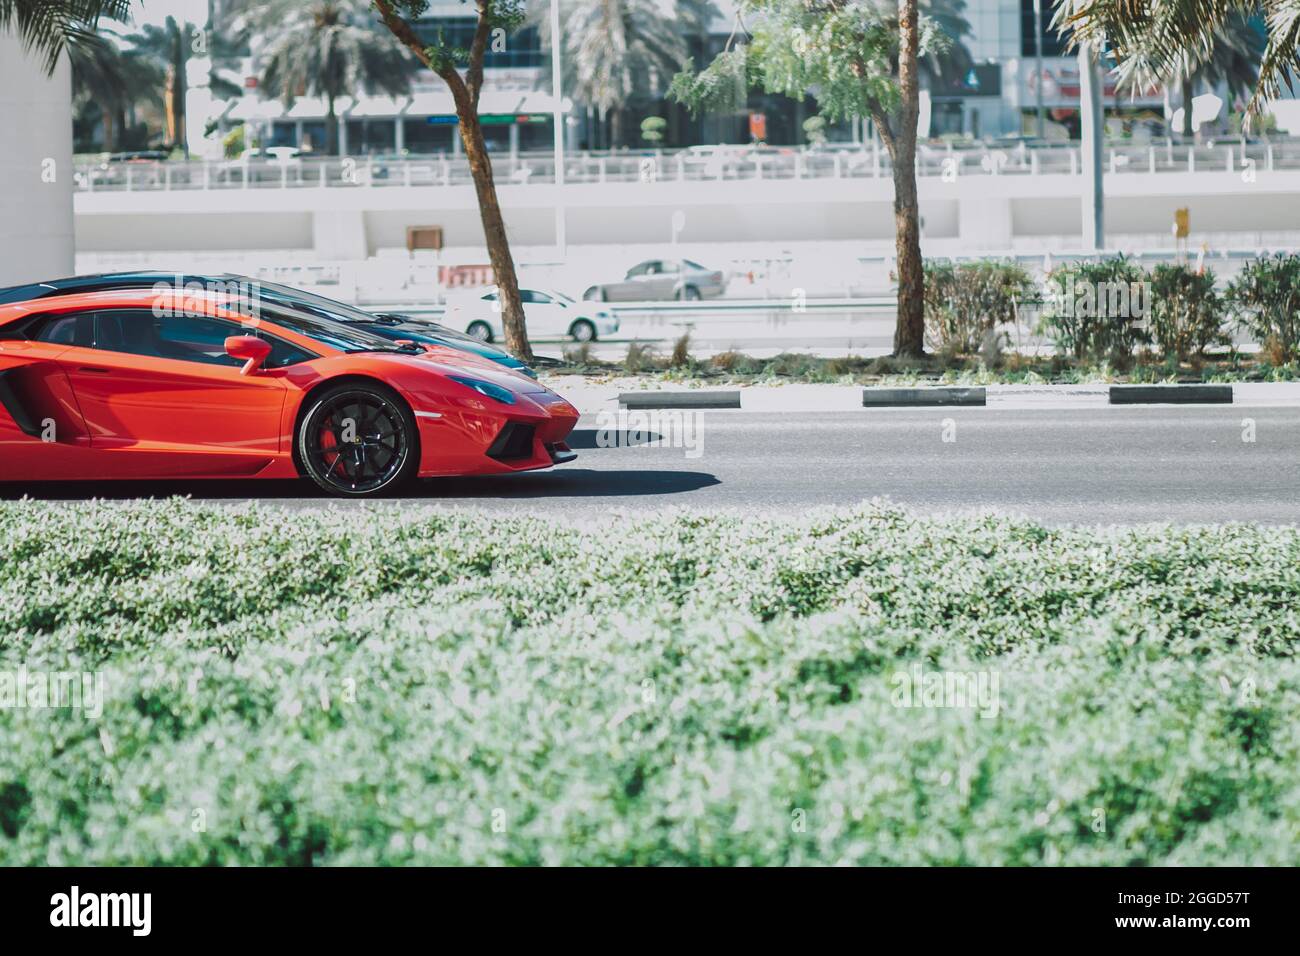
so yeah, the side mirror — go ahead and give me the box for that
[225,335,272,375]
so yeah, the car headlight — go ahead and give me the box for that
[449,375,516,405]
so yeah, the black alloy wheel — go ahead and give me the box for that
[299,383,418,497]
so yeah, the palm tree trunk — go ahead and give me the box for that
[327,95,338,156]
[1181,74,1194,138]
[892,0,925,358]
[101,108,115,153]
[611,109,622,149]
[371,0,533,360]
[458,105,534,361]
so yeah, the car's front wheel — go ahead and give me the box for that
[569,319,597,342]
[466,320,494,342]
[298,382,419,497]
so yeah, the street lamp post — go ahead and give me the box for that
[1032,0,1045,139]
[550,0,567,260]
[1079,41,1105,251]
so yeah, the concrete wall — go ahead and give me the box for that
[72,168,1300,261]
[0,30,74,286]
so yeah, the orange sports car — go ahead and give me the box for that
[0,287,578,497]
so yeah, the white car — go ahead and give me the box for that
[445,287,619,343]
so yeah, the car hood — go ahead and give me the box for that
[387,349,549,394]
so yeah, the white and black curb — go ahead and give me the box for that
[556,381,1300,415]
[862,387,986,407]
[1109,384,1234,405]
[620,390,741,409]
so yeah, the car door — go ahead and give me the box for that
[0,312,93,479]
[58,308,289,478]
[521,290,568,338]
[609,262,651,301]
[653,261,682,299]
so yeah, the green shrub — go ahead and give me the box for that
[1147,263,1229,360]
[923,260,1036,356]
[624,342,656,373]
[1040,256,1152,364]
[1,502,1297,865]
[1226,253,1300,364]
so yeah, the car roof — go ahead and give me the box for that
[0,286,345,355]
[0,271,238,306]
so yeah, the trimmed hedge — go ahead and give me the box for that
[1,501,1297,865]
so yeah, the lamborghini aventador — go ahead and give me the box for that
[0,287,578,497]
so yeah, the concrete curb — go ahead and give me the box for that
[550,380,1300,415]
[619,390,742,409]
[1109,384,1234,405]
[862,387,986,407]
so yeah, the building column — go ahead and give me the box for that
[0,29,74,284]
[312,210,368,260]
[958,196,1014,250]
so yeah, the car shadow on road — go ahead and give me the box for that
[0,469,719,501]
[565,429,663,449]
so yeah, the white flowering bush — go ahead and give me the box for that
[0,500,1297,864]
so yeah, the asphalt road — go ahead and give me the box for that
[6,406,1298,525]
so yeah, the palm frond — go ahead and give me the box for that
[0,0,131,74]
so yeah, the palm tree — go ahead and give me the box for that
[124,17,193,153]
[1104,9,1267,137]
[1178,13,1267,136]
[1057,0,1300,117]
[69,31,164,151]
[533,0,710,148]
[0,0,129,72]
[920,0,974,95]
[239,0,417,156]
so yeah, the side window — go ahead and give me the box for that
[249,329,315,369]
[33,313,93,346]
[92,310,241,367]
[531,292,553,305]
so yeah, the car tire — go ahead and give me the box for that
[467,321,494,342]
[569,319,597,342]
[298,382,419,498]
[677,285,702,301]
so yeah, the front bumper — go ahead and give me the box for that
[414,389,579,477]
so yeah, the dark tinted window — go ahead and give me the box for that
[90,309,313,369]
[94,310,241,367]
[36,314,94,346]
[259,305,417,354]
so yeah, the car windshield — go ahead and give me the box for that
[260,304,417,354]
[229,275,381,325]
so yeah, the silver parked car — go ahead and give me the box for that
[583,259,726,302]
